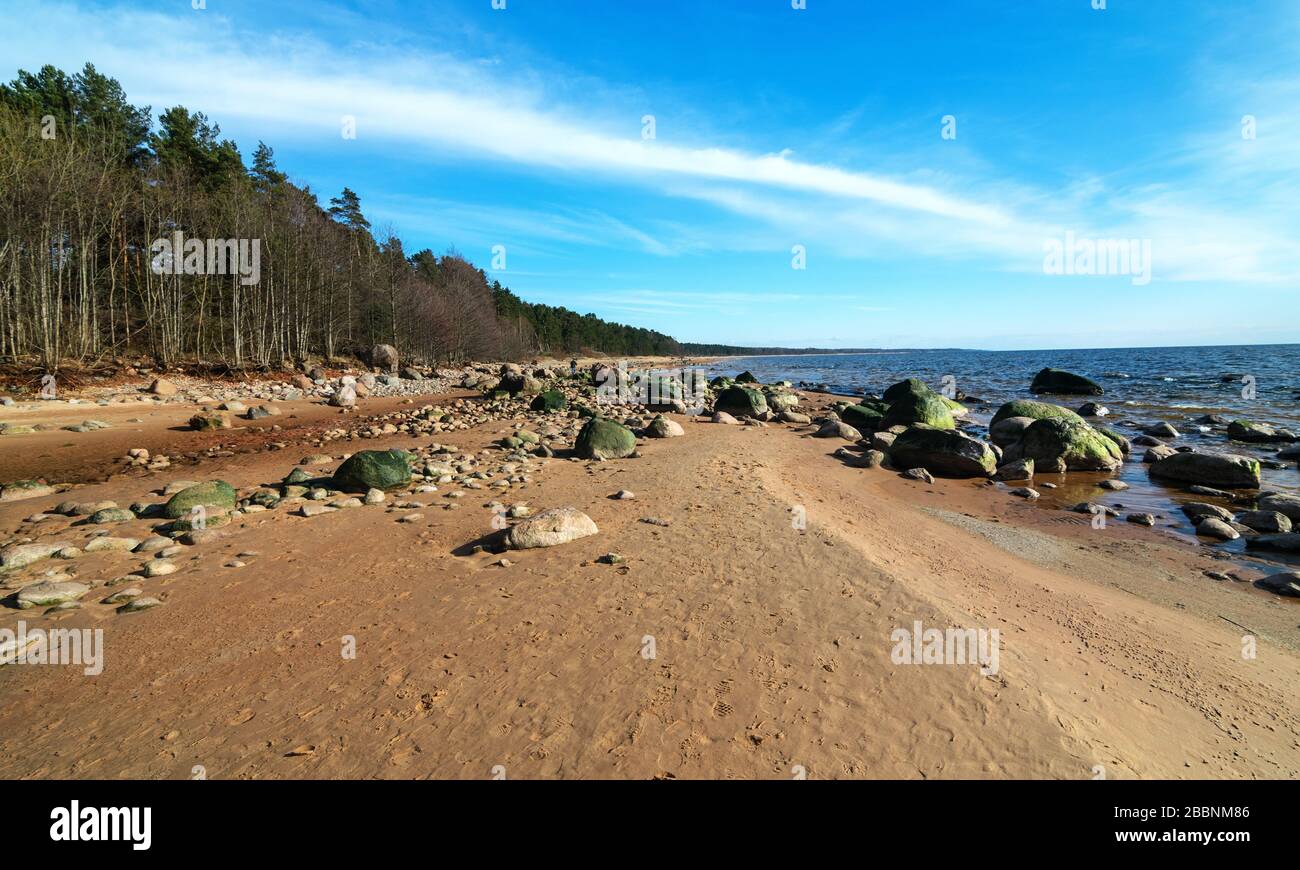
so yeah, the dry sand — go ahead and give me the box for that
[1,386,1297,779]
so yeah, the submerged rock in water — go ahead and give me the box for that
[1003,417,1123,472]
[1258,493,1300,521]
[990,400,1083,429]
[1227,420,1297,443]
[1030,368,1103,396]
[1148,452,1261,489]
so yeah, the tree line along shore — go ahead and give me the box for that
[0,63,686,375]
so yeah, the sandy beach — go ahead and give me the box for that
[2,368,1296,780]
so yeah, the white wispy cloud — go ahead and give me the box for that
[3,0,1297,287]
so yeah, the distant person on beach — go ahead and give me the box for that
[570,358,578,377]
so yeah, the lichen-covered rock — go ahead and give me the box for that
[505,507,598,549]
[734,371,759,384]
[0,480,55,502]
[1227,420,1297,443]
[1005,418,1123,472]
[883,379,930,403]
[1148,452,1261,489]
[530,390,568,413]
[163,481,237,519]
[332,450,413,492]
[713,385,768,419]
[1030,368,1103,395]
[888,427,997,478]
[16,580,89,610]
[1,542,69,570]
[575,418,637,460]
[990,400,1084,428]
[189,411,231,431]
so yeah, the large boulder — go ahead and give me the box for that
[332,449,413,492]
[1005,418,1123,472]
[888,427,997,478]
[530,390,568,413]
[505,507,598,549]
[163,481,237,519]
[734,371,759,384]
[149,377,178,396]
[1030,368,1103,395]
[990,400,1084,428]
[883,378,930,403]
[370,344,399,372]
[1148,452,1261,489]
[497,363,541,395]
[713,385,768,419]
[574,418,637,460]
[883,393,954,430]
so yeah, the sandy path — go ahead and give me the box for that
[1,404,1296,779]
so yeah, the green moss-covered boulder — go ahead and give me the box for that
[714,385,768,418]
[841,404,886,434]
[883,378,931,403]
[708,376,734,391]
[530,390,568,413]
[332,449,413,492]
[1030,368,1103,396]
[735,371,759,384]
[163,480,237,519]
[1008,418,1123,472]
[883,393,955,430]
[990,400,1084,428]
[575,418,637,460]
[888,427,997,478]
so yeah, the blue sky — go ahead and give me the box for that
[3,0,1298,349]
